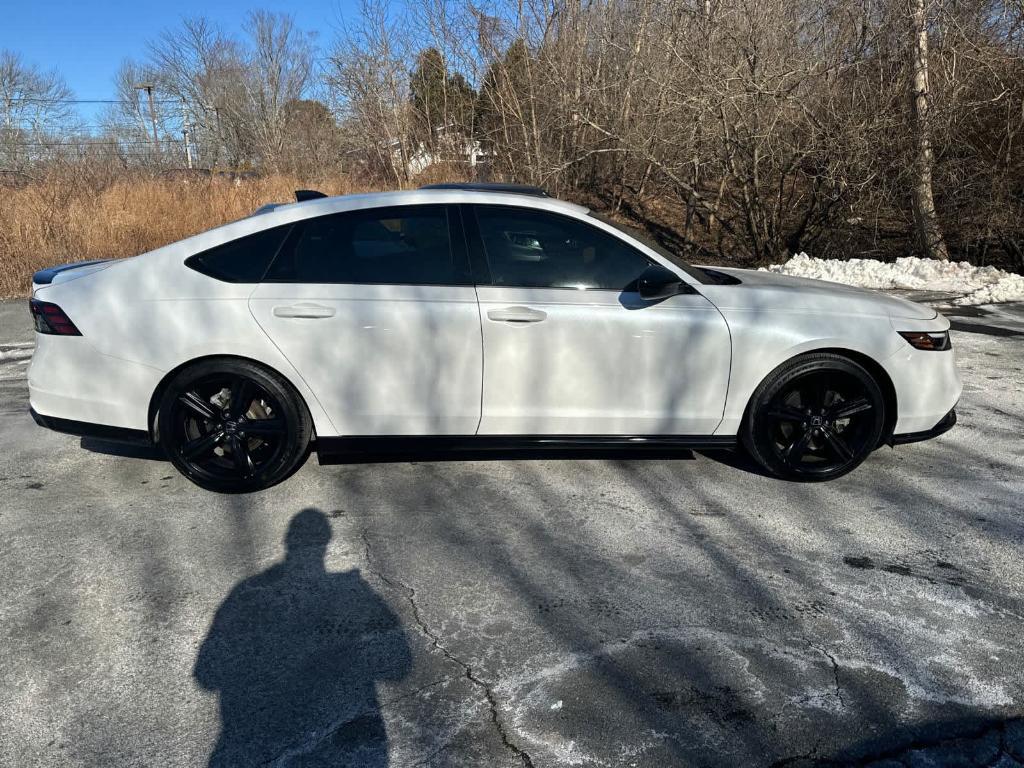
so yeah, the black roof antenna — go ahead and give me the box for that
[295,189,327,202]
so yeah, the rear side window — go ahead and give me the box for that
[185,225,292,283]
[265,205,461,285]
[473,206,653,290]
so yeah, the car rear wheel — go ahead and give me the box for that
[157,359,312,493]
[742,353,885,481]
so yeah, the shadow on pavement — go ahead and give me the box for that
[80,436,166,461]
[193,508,412,767]
[808,715,1024,766]
[319,447,696,464]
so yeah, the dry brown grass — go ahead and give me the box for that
[0,172,382,298]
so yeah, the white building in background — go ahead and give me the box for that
[389,123,489,177]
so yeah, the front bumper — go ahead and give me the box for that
[880,342,962,434]
[890,408,957,446]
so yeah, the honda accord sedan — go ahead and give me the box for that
[28,183,960,492]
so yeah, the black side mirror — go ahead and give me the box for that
[637,264,684,301]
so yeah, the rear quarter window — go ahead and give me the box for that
[185,225,292,283]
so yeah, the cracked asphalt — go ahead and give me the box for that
[1,296,1023,767]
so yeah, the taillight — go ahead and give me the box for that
[29,299,82,336]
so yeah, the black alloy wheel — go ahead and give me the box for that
[157,359,312,493]
[743,353,886,481]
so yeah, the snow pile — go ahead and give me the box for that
[0,344,33,362]
[763,253,1024,306]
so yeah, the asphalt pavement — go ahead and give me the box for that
[1,295,1022,767]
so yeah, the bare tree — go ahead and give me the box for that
[7,0,1023,271]
[908,0,950,260]
[0,50,77,170]
[235,11,314,171]
[147,18,248,168]
[326,0,416,184]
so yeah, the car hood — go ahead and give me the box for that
[700,266,938,320]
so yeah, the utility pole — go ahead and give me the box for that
[210,104,223,171]
[135,82,160,156]
[181,100,194,169]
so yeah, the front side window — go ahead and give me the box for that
[473,206,653,290]
[266,205,461,285]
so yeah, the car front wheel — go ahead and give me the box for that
[742,353,886,481]
[157,359,312,493]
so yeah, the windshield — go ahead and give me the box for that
[588,212,713,284]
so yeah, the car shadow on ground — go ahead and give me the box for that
[318,446,697,464]
[696,447,775,477]
[80,436,166,461]
[193,508,412,767]
[810,715,1024,765]
[80,436,701,468]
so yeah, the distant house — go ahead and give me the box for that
[389,123,489,177]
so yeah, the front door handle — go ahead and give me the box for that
[273,303,336,319]
[487,306,548,324]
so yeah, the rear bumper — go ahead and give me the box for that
[28,334,161,431]
[890,408,957,446]
[30,407,150,444]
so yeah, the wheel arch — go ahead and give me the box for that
[741,347,898,445]
[147,354,321,441]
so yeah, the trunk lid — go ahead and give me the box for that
[32,260,114,293]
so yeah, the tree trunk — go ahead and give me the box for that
[909,0,950,261]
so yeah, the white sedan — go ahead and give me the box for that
[27,184,960,492]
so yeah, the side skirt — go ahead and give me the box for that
[315,434,736,464]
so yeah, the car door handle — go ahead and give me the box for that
[272,303,336,319]
[487,306,548,323]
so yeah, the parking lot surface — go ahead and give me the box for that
[1,296,1022,767]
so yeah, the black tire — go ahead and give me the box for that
[741,353,886,481]
[157,358,312,493]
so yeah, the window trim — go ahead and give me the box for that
[467,203,666,293]
[260,204,473,287]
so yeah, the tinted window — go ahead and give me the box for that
[474,206,653,290]
[266,205,460,285]
[588,212,715,284]
[186,225,291,283]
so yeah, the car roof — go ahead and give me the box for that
[249,188,589,224]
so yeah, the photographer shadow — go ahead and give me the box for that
[194,508,411,767]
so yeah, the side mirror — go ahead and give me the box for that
[637,264,684,301]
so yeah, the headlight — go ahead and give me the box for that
[898,330,951,351]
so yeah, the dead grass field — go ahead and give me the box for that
[0,173,376,298]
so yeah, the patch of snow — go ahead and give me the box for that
[0,347,33,362]
[763,253,1024,306]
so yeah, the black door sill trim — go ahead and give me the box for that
[316,434,735,464]
[30,407,151,444]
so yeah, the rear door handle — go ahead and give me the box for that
[273,303,336,319]
[487,306,548,323]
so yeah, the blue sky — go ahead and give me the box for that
[1,0,363,120]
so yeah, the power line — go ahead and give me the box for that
[2,98,181,105]
[7,139,184,148]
